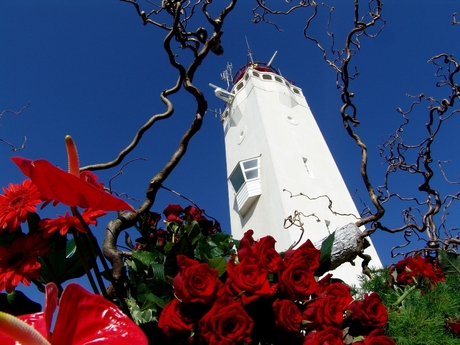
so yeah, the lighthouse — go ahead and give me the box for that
[212,56,382,282]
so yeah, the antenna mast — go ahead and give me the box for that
[267,51,278,68]
[220,62,233,90]
[245,36,254,63]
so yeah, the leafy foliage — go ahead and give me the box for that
[38,233,98,285]
[125,206,231,325]
[358,252,460,345]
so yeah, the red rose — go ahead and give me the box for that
[145,211,161,228]
[318,281,353,310]
[348,293,388,333]
[155,229,167,247]
[165,213,183,224]
[279,256,318,301]
[318,296,345,328]
[302,295,344,330]
[284,239,320,272]
[174,255,219,304]
[183,205,204,221]
[272,299,302,333]
[226,255,272,305]
[423,256,445,284]
[163,204,183,217]
[253,236,282,273]
[390,255,444,286]
[303,298,320,331]
[238,230,256,262]
[158,299,194,338]
[353,329,396,345]
[446,317,460,335]
[199,295,254,345]
[316,273,334,294]
[200,219,221,235]
[303,327,343,345]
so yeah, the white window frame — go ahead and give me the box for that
[228,157,262,216]
[229,157,260,193]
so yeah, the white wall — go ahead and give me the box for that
[222,67,381,284]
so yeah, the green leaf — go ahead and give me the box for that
[126,296,158,325]
[137,280,171,309]
[125,232,134,250]
[0,290,42,316]
[206,257,227,277]
[438,250,460,278]
[132,250,157,267]
[131,251,166,280]
[38,234,98,285]
[151,263,166,281]
[315,231,335,277]
[195,233,233,261]
[164,236,194,278]
[184,220,202,245]
[26,212,41,233]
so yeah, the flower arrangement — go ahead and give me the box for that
[1,138,460,344]
[127,207,395,345]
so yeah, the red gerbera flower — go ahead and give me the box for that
[39,208,107,237]
[0,233,50,293]
[0,180,43,232]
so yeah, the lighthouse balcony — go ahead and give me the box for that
[229,157,261,216]
[235,179,261,216]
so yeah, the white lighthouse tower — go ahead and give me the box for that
[212,56,381,282]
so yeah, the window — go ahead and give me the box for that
[262,74,273,80]
[229,157,260,193]
[229,157,262,216]
[302,157,314,178]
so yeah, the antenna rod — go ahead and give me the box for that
[267,51,278,67]
[245,36,254,63]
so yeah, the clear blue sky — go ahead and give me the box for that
[1,1,460,300]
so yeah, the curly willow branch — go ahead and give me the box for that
[101,0,237,300]
[283,189,360,220]
[301,1,386,231]
[375,53,460,254]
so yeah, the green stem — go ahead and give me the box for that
[392,284,417,307]
[31,279,45,293]
[71,207,131,316]
[72,231,99,295]
[41,255,64,296]
[80,232,108,299]
[71,207,112,297]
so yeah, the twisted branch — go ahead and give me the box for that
[101,0,237,299]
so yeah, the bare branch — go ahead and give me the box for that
[0,102,30,151]
[283,188,360,220]
[101,0,237,298]
[0,102,30,119]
